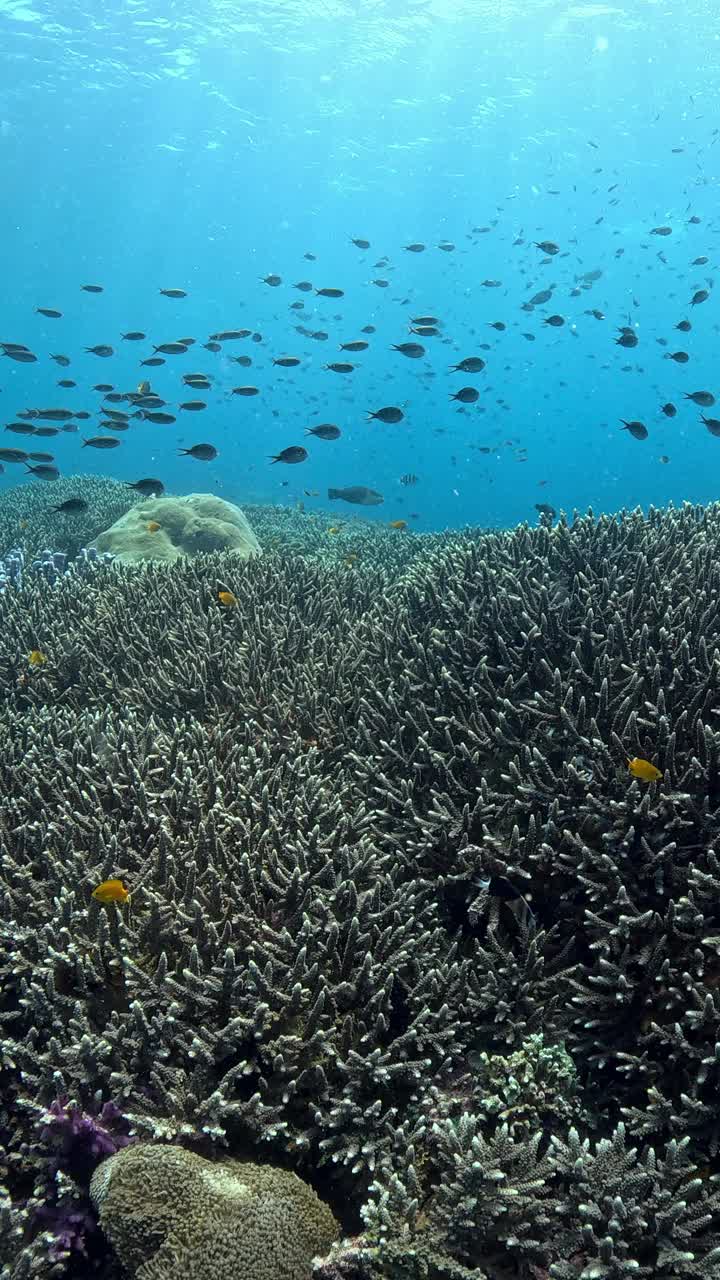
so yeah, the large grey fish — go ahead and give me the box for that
[328,486,384,506]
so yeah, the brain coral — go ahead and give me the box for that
[91,493,261,563]
[90,1143,338,1280]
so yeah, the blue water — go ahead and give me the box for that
[0,0,717,532]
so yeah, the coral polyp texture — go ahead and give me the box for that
[4,501,720,1278]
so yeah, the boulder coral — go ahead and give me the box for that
[91,493,261,563]
[90,1144,338,1280]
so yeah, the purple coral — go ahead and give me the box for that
[39,1097,132,1169]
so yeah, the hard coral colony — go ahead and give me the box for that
[2,503,720,1279]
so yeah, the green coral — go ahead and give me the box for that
[90,1143,338,1280]
[468,1033,584,1138]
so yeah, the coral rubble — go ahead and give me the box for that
[3,501,720,1278]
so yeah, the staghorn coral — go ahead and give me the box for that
[90,1143,338,1280]
[5,502,720,1277]
[0,474,141,564]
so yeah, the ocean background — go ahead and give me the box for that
[0,0,717,533]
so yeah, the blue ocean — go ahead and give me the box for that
[1,0,713,532]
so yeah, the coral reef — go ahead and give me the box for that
[0,474,141,564]
[91,493,261,564]
[90,1143,338,1279]
[4,501,720,1278]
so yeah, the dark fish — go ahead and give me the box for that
[451,357,485,373]
[340,341,369,352]
[51,497,88,514]
[142,411,176,424]
[350,238,370,249]
[661,403,677,417]
[102,409,129,421]
[5,423,36,435]
[204,341,222,352]
[615,330,638,348]
[25,463,60,479]
[232,386,259,396]
[412,316,439,326]
[208,329,252,341]
[361,325,376,334]
[85,345,113,357]
[650,226,673,236]
[28,452,55,461]
[94,384,114,392]
[328,486,384,505]
[372,279,389,288]
[82,436,121,449]
[178,401,206,411]
[294,282,313,292]
[392,343,425,358]
[141,357,165,367]
[270,447,308,464]
[399,473,418,486]
[367,406,404,424]
[325,362,354,373]
[122,331,146,341]
[36,308,62,318]
[57,380,76,388]
[154,342,188,355]
[685,390,716,406]
[127,478,165,496]
[311,331,328,341]
[692,257,709,266]
[702,416,720,437]
[544,314,565,327]
[691,290,709,306]
[81,284,104,293]
[261,275,282,287]
[272,356,301,367]
[437,241,455,251]
[675,320,692,332]
[179,443,217,460]
[34,409,75,421]
[306,424,341,440]
[50,354,71,366]
[316,287,344,298]
[412,325,440,336]
[0,448,29,462]
[33,427,60,437]
[535,503,556,518]
[3,349,37,363]
[160,288,187,298]
[530,289,553,305]
[667,350,689,363]
[534,240,560,254]
[620,420,648,440]
[450,387,479,403]
[404,243,425,253]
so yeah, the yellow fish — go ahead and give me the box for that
[28,650,47,667]
[92,878,130,905]
[328,525,342,535]
[218,590,238,607]
[146,521,161,533]
[388,519,408,530]
[137,380,151,395]
[627,757,662,782]
[18,519,28,531]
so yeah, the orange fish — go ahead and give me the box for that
[218,590,238,607]
[627,757,662,782]
[388,519,408,530]
[146,521,161,533]
[92,878,130,905]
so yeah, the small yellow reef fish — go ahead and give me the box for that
[327,525,342,535]
[28,650,47,667]
[218,590,238,607]
[628,757,663,782]
[18,519,28,531]
[92,878,130,905]
[146,520,161,533]
[137,380,151,395]
[388,519,408,530]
